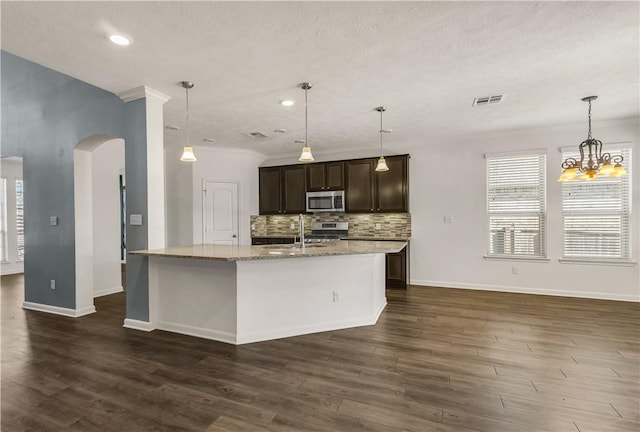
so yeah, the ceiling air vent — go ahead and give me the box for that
[244,131,268,139]
[472,94,505,107]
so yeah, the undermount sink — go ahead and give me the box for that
[262,244,327,250]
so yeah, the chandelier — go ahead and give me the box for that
[558,96,626,181]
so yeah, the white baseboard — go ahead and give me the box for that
[94,285,124,298]
[156,321,237,344]
[123,318,155,332]
[153,300,387,346]
[22,301,96,317]
[1,267,24,276]
[410,279,640,302]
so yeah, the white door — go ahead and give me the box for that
[204,181,239,246]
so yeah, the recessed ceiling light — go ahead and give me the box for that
[165,125,180,131]
[108,34,131,46]
[294,139,306,144]
[203,138,216,143]
[280,100,295,107]
[274,128,288,133]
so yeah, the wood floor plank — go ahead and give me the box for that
[2,274,639,431]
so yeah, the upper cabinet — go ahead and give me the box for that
[345,159,376,212]
[306,162,344,191]
[259,165,306,215]
[259,155,408,215]
[345,155,409,213]
[376,155,408,212]
[259,167,282,215]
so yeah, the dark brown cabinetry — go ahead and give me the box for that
[376,155,408,212]
[251,237,295,245]
[306,162,344,191]
[259,155,408,215]
[345,155,409,213]
[386,245,407,289]
[259,165,306,215]
[281,165,306,213]
[345,159,376,212]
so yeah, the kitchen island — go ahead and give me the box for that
[129,240,406,344]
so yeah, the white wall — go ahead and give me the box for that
[409,118,640,301]
[165,147,194,247]
[0,158,24,275]
[191,147,266,246]
[91,140,125,297]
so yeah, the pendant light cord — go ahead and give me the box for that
[587,99,592,140]
[305,86,308,147]
[379,109,384,157]
[185,85,190,147]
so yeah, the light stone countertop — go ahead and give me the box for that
[130,240,407,262]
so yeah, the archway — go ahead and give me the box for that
[74,135,125,313]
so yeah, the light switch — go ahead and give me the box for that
[444,216,453,223]
[49,216,58,226]
[130,214,143,226]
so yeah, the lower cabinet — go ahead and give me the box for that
[251,237,295,245]
[386,245,408,289]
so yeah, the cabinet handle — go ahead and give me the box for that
[377,208,380,211]
[371,208,374,211]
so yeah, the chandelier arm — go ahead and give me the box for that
[561,157,578,170]
[610,154,624,164]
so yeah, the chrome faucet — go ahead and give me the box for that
[298,213,305,248]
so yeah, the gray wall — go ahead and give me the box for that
[1,51,149,319]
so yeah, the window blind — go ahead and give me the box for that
[561,147,631,260]
[16,179,24,262]
[486,153,546,258]
[0,179,7,262]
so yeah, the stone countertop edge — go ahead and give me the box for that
[129,240,407,262]
[251,235,411,241]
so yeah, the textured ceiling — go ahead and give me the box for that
[2,1,639,158]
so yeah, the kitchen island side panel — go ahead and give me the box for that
[149,256,238,343]
[235,253,386,344]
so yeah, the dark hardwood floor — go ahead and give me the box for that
[2,273,639,432]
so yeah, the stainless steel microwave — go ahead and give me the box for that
[306,190,345,213]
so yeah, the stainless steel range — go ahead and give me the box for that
[304,222,349,243]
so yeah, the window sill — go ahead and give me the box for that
[484,255,550,263]
[558,258,637,267]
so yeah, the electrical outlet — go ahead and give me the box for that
[50,280,56,290]
[290,223,295,230]
[49,216,58,226]
[333,291,340,302]
[375,223,381,230]
[251,224,256,230]
[443,216,453,223]
[512,266,519,275]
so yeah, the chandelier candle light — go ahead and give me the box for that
[375,106,390,172]
[180,81,197,162]
[298,82,314,162]
[558,96,626,181]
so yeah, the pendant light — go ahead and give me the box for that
[374,106,389,172]
[180,81,197,162]
[298,82,314,162]
[558,96,626,181]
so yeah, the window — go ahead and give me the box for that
[0,179,7,262]
[16,179,24,262]
[486,152,547,258]
[561,146,631,260]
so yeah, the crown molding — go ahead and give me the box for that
[118,86,171,104]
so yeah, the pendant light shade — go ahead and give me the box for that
[298,82,314,162]
[374,106,389,172]
[180,81,197,162]
[557,96,626,181]
[180,146,197,162]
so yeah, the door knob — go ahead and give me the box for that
[232,234,237,238]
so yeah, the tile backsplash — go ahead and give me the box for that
[251,213,411,239]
